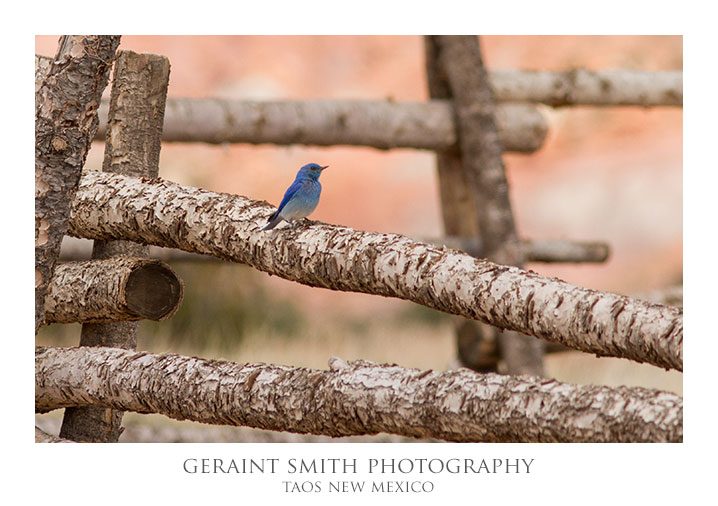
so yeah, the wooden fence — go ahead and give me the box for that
[34,35,682,443]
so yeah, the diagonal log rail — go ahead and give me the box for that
[35,346,683,443]
[68,171,682,371]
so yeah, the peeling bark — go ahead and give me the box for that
[68,171,683,371]
[489,68,682,107]
[100,50,170,178]
[35,347,682,443]
[35,35,121,333]
[44,257,183,324]
[60,50,172,444]
[34,55,51,92]
[93,98,547,153]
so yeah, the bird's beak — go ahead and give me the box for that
[320,165,329,171]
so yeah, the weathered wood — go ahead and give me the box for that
[36,347,683,443]
[44,257,183,325]
[434,35,544,375]
[34,55,51,92]
[425,36,496,373]
[35,35,121,333]
[490,68,683,107]
[68,171,683,371]
[60,50,172,444]
[93,98,547,153]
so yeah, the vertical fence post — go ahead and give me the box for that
[425,37,499,372]
[59,51,171,442]
[35,36,121,334]
[427,35,544,376]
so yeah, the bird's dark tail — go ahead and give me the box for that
[262,212,282,231]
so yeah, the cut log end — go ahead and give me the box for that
[44,257,184,325]
[125,262,184,321]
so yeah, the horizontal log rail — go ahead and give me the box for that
[36,346,683,443]
[36,55,681,158]
[489,68,682,107]
[94,98,547,153]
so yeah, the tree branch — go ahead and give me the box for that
[68,171,682,371]
[44,257,183,325]
[36,346,682,443]
[35,35,121,333]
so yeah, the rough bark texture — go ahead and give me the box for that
[36,347,682,443]
[433,35,544,376]
[100,50,170,178]
[35,35,121,333]
[60,236,609,264]
[68,172,683,371]
[44,258,183,324]
[92,98,547,153]
[489,68,683,107]
[60,50,172,444]
[34,55,51,92]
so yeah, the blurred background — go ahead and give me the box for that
[35,35,682,440]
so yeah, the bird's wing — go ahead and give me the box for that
[275,179,304,214]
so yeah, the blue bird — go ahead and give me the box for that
[263,163,328,231]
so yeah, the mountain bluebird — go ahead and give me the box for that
[262,163,328,231]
